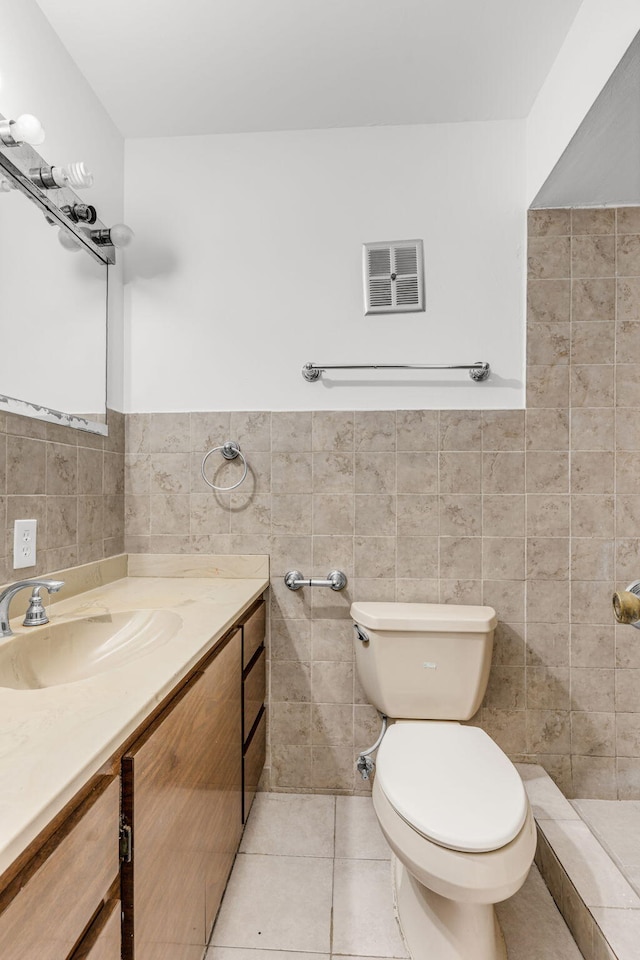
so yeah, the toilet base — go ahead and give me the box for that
[392,855,507,960]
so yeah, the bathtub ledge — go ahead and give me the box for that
[517,762,639,960]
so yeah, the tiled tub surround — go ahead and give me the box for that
[523,764,640,960]
[124,206,640,798]
[0,409,125,580]
[526,206,640,801]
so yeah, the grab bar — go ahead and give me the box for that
[301,362,490,382]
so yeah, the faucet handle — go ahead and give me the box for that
[22,581,65,628]
[23,589,49,627]
[0,578,65,637]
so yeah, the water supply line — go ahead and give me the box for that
[356,714,388,780]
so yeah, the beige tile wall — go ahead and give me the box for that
[525,206,640,800]
[0,409,125,582]
[122,207,640,800]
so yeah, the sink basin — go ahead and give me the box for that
[0,610,182,689]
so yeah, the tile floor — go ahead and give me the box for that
[207,792,583,960]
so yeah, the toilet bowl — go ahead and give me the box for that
[372,722,536,960]
[350,602,536,960]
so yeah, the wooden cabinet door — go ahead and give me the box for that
[122,629,242,960]
[0,777,119,960]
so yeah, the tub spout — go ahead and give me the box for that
[613,589,640,626]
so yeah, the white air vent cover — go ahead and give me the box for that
[363,239,425,315]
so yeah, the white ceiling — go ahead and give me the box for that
[35,0,583,138]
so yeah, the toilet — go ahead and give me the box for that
[351,601,536,960]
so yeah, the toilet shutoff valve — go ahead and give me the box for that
[356,754,375,780]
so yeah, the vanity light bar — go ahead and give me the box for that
[0,108,115,265]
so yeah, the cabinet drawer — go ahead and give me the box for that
[243,646,265,743]
[243,709,266,822]
[242,601,265,669]
[0,777,119,960]
[70,900,120,960]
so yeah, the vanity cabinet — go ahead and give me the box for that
[0,776,120,960]
[121,626,243,960]
[0,591,267,960]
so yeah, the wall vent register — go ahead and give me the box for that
[363,239,425,315]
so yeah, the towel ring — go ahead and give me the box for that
[201,441,248,491]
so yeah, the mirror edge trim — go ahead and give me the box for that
[0,394,108,437]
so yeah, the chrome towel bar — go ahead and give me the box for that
[301,362,490,382]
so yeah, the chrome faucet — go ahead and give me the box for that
[0,579,65,638]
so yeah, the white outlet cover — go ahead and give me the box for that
[13,519,37,569]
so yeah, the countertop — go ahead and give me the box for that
[0,557,269,878]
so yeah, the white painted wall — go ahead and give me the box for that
[125,121,526,412]
[0,0,125,412]
[526,0,640,205]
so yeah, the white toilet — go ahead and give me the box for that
[351,601,536,960]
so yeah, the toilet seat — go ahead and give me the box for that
[376,722,528,853]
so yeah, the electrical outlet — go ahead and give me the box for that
[13,519,37,569]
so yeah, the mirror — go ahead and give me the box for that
[0,115,111,436]
[0,185,108,431]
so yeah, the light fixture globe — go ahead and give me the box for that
[11,114,45,145]
[90,223,134,248]
[57,228,81,253]
[109,223,134,248]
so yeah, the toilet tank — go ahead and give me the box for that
[351,602,497,721]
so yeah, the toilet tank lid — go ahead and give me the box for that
[350,602,497,633]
